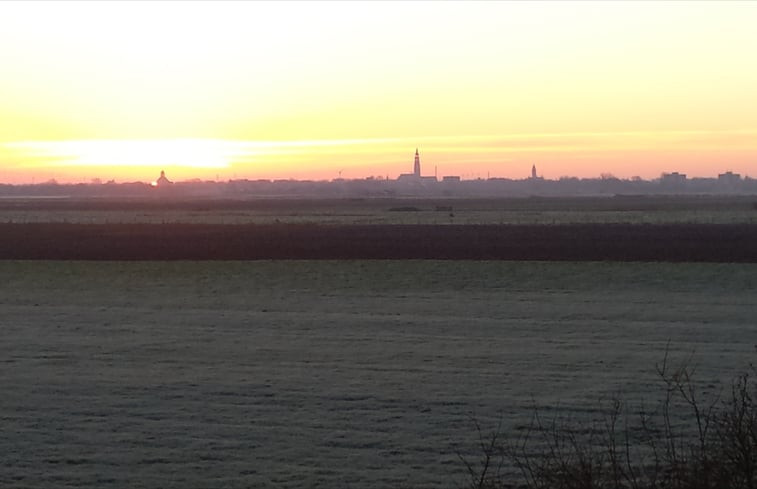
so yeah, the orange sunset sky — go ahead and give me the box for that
[1,1,756,184]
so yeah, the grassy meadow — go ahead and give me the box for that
[1,196,757,225]
[1,260,756,487]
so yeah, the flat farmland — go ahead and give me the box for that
[1,195,757,225]
[3,222,757,262]
[1,261,756,488]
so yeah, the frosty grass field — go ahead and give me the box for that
[2,260,756,488]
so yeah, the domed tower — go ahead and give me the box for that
[156,170,172,187]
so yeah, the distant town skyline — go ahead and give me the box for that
[4,159,755,202]
[5,152,752,188]
[1,1,756,184]
[1,140,755,185]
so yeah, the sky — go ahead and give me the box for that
[1,0,756,184]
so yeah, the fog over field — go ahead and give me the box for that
[1,261,755,488]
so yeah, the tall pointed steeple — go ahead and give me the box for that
[414,148,421,177]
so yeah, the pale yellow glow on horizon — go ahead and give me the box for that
[3,128,756,184]
[1,1,757,183]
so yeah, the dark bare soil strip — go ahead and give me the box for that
[1,223,756,261]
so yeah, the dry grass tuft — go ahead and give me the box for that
[456,348,757,489]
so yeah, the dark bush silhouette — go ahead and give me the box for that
[457,350,757,489]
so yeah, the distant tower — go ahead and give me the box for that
[156,170,172,187]
[414,148,421,177]
[531,164,537,179]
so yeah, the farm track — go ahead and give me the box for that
[1,222,756,261]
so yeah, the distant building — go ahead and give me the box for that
[660,172,687,186]
[398,149,436,182]
[529,164,543,181]
[718,171,741,185]
[155,170,172,187]
[442,176,461,182]
[396,174,417,182]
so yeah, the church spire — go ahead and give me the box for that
[414,148,421,177]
